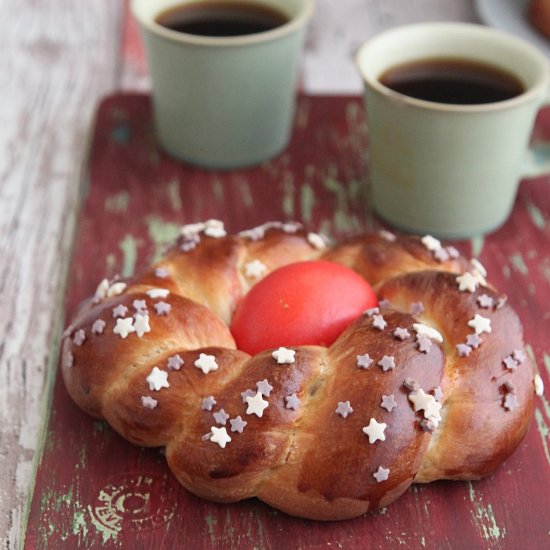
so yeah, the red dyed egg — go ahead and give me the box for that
[231,260,377,355]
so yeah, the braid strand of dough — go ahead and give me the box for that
[61,221,535,520]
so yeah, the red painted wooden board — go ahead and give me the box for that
[24,94,550,549]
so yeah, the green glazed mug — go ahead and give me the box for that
[132,0,314,169]
[356,23,550,239]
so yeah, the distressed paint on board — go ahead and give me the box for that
[24,95,550,549]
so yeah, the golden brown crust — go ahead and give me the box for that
[61,221,536,520]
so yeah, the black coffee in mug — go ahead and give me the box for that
[156,1,289,37]
[379,57,525,105]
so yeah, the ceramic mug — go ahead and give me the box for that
[356,23,550,239]
[132,0,314,169]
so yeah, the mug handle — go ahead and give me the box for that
[522,91,550,178]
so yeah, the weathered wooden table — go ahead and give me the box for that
[3,1,550,549]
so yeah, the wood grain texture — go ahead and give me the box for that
[0,2,123,548]
[23,94,550,549]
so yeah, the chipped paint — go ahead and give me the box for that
[300,183,314,223]
[540,259,550,285]
[105,191,130,213]
[145,216,181,263]
[165,179,182,211]
[526,347,550,416]
[535,409,550,466]
[509,253,528,275]
[211,178,224,203]
[281,171,295,218]
[72,508,88,538]
[105,253,117,277]
[323,175,361,234]
[544,353,550,377]
[205,510,217,542]
[119,234,141,277]
[238,178,254,208]
[111,123,130,144]
[526,201,546,229]
[467,481,506,543]
[470,235,485,258]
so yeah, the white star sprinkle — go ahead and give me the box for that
[379,230,396,242]
[113,317,135,339]
[381,394,397,412]
[373,466,390,483]
[155,266,169,278]
[146,367,169,391]
[408,388,442,427]
[256,379,273,396]
[503,393,517,411]
[240,389,256,403]
[94,278,110,301]
[73,329,86,346]
[335,401,353,418]
[209,426,231,448]
[194,353,219,374]
[272,347,295,364]
[213,409,230,425]
[307,232,327,250]
[245,391,269,417]
[456,272,479,293]
[372,314,387,330]
[64,351,74,369]
[421,235,441,251]
[108,282,127,297]
[513,349,526,364]
[230,416,247,433]
[244,259,267,279]
[204,221,227,238]
[416,334,433,353]
[154,301,171,315]
[364,307,379,317]
[403,378,420,391]
[285,393,301,410]
[413,323,443,343]
[133,313,151,337]
[456,343,472,357]
[141,395,158,409]
[95,279,127,301]
[503,355,519,371]
[378,355,396,372]
[147,288,170,299]
[201,396,216,411]
[434,247,450,262]
[393,327,410,340]
[468,314,492,335]
[112,304,129,318]
[362,418,387,444]
[470,259,488,286]
[91,319,106,335]
[167,354,184,370]
[466,333,482,348]
[356,353,373,369]
[133,299,147,313]
[410,301,425,315]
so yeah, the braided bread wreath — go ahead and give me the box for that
[61,219,542,521]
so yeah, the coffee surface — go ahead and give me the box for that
[156,1,289,37]
[379,58,524,105]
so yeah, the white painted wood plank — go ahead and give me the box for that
[0,1,123,548]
